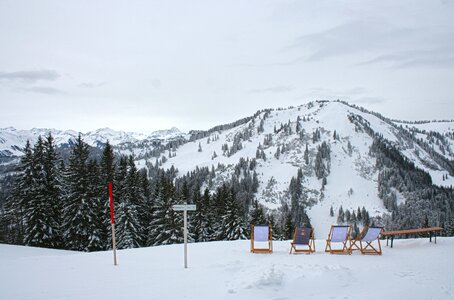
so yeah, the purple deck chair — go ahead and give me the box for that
[325,225,352,254]
[250,224,273,253]
[290,227,315,254]
[350,226,384,255]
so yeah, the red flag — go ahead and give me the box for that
[108,182,115,224]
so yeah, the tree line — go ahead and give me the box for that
[0,134,278,251]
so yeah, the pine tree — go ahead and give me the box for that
[85,159,104,250]
[274,146,280,159]
[191,187,214,242]
[99,141,116,249]
[115,156,143,249]
[357,207,362,221]
[42,133,63,248]
[304,144,309,165]
[3,140,34,244]
[62,134,101,251]
[330,206,334,217]
[23,135,61,248]
[249,200,267,225]
[147,175,183,246]
[217,185,246,240]
[337,206,345,224]
[296,116,302,133]
[283,212,294,240]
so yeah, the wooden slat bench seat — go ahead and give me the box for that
[381,227,444,248]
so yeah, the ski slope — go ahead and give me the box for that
[1,238,454,300]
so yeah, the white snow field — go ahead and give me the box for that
[1,238,454,300]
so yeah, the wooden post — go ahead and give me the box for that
[112,223,117,266]
[184,208,188,269]
[108,182,118,266]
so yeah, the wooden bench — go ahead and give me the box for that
[381,227,444,248]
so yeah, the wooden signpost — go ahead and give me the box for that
[172,204,196,269]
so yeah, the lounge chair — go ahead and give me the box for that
[325,225,351,254]
[350,226,383,255]
[250,224,273,253]
[289,226,315,254]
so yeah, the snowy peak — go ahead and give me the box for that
[147,127,184,140]
[0,126,185,158]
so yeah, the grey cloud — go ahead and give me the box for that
[288,19,418,61]
[289,18,454,69]
[0,70,60,83]
[15,86,65,95]
[249,85,295,93]
[358,48,454,69]
[235,19,422,68]
[79,82,106,88]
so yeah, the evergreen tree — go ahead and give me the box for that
[99,141,116,249]
[115,156,143,249]
[249,200,267,225]
[23,135,62,248]
[85,159,104,250]
[283,212,294,240]
[42,133,63,248]
[147,175,183,246]
[62,135,101,251]
[337,206,345,224]
[3,140,34,244]
[357,207,362,221]
[191,186,213,242]
[274,146,281,159]
[217,185,246,240]
[304,144,309,165]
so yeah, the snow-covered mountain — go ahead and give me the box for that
[1,101,453,238]
[0,126,187,159]
[142,101,453,237]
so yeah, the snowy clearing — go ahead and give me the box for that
[1,237,454,300]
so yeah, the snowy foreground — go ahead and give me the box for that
[1,238,454,300]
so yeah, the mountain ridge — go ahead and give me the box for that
[1,101,453,239]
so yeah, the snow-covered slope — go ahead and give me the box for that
[1,238,453,300]
[157,101,453,237]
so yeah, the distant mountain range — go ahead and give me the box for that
[0,126,186,159]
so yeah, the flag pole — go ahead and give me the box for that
[108,182,117,266]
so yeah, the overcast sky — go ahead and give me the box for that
[1,0,453,134]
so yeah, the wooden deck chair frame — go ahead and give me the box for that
[250,224,273,253]
[325,225,352,255]
[355,226,383,255]
[290,226,315,254]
